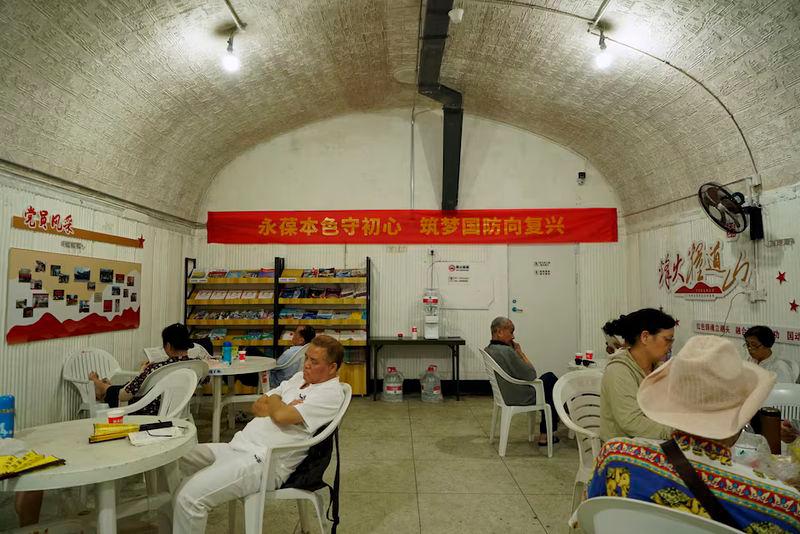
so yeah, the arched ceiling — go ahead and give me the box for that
[0,0,798,223]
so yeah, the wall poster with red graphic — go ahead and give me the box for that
[5,248,141,344]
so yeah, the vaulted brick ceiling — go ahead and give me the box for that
[0,1,798,222]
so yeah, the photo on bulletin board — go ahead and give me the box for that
[5,248,141,344]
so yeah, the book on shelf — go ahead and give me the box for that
[257,290,274,300]
[190,329,210,339]
[335,269,351,278]
[240,290,258,300]
[226,270,245,278]
[339,288,355,298]
[316,310,334,320]
[194,289,213,300]
[209,328,227,340]
[308,287,325,298]
[189,269,207,283]
[301,311,318,319]
[210,290,228,300]
[349,268,367,277]
[207,269,227,278]
[353,286,367,298]
[323,287,342,298]
[224,290,243,300]
[301,269,314,278]
[258,268,275,278]
[242,270,260,278]
[318,268,335,278]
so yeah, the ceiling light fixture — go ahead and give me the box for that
[222,30,240,72]
[594,29,613,69]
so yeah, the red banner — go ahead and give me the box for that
[207,208,617,244]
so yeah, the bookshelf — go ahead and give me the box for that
[183,257,283,351]
[276,258,371,395]
[182,257,370,395]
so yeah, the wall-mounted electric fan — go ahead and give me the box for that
[697,182,763,240]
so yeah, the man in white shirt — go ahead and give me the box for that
[172,335,345,534]
[744,325,795,383]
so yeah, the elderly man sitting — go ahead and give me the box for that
[172,335,345,534]
[583,335,800,532]
[484,316,559,446]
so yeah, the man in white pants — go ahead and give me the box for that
[172,335,345,533]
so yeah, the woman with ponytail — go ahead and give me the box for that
[599,308,675,441]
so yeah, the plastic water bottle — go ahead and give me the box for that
[0,395,14,439]
[382,367,404,402]
[421,365,443,403]
[222,341,233,365]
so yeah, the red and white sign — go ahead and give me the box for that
[23,206,74,235]
[693,320,800,346]
[207,208,618,245]
[658,240,750,300]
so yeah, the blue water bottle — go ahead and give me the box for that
[222,341,233,365]
[0,395,14,439]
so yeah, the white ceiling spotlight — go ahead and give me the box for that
[448,7,464,24]
[222,30,240,72]
[594,29,613,69]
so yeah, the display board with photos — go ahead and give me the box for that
[6,248,141,344]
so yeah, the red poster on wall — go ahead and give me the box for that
[207,208,617,244]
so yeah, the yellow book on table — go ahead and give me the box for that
[0,451,65,480]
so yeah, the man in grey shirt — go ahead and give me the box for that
[484,316,559,445]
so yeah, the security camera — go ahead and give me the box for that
[577,171,586,186]
[448,8,464,24]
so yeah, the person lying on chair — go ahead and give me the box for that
[88,323,192,415]
[172,334,345,534]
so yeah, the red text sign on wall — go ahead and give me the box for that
[24,206,74,235]
[658,240,750,300]
[207,209,618,244]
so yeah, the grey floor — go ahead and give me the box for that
[0,395,580,533]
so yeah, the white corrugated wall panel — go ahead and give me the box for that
[0,172,193,429]
[627,184,800,364]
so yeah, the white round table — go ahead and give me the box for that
[207,356,276,442]
[0,416,196,534]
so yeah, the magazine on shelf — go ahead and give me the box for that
[189,269,207,283]
[226,270,245,278]
[258,268,275,278]
[318,268,335,278]
[308,287,325,298]
[194,289,213,300]
[322,329,340,339]
[190,330,210,340]
[209,328,227,340]
[224,290,243,300]
[316,310,334,320]
[210,290,228,300]
[257,290,274,300]
[207,269,227,278]
[242,270,260,278]
[349,268,367,277]
[240,290,258,300]
[339,288,355,299]
[335,269,351,278]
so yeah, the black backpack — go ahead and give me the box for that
[281,428,341,533]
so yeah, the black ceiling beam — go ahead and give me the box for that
[417,0,463,211]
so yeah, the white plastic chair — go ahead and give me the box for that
[232,383,352,534]
[576,496,740,533]
[480,348,553,458]
[96,368,198,419]
[553,370,603,511]
[787,359,800,383]
[763,383,800,420]
[62,348,138,417]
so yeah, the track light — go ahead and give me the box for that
[222,31,240,72]
[594,29,612,69]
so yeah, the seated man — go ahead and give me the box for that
[744,325,795,383]
[172,334,345,534]
[88,323,192,415]
[584,335,800,532]
[484,316,559,446]
[271,325,316,388]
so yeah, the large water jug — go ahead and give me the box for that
[420,365,443,403]
[382,367,404,402]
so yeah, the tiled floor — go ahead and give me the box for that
[0,395,580,533]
